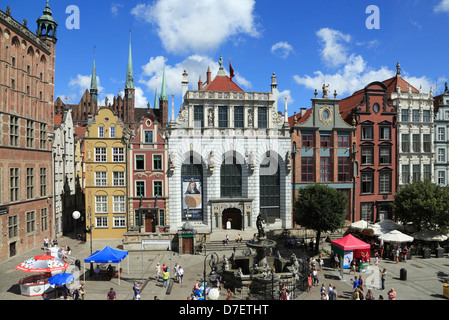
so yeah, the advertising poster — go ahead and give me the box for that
[182,177,202,220]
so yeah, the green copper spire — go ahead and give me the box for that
[125,30,135,90]
[154,79,159,109]
[159,63,168,101]
[90,48,98,92]
[90,49,98,104]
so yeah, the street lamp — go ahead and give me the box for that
[203,252,219,299]
[72,210,80,239]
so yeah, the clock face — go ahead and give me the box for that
[319,106,333,125]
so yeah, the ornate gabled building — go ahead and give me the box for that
[167,56,292,243]
[289,85,356,222]
[83,107,132,239]
[0,2,57,261]
[390,64,435,188]
[339,78,398,223]
[52,107,76,237]
[433,83,449,186]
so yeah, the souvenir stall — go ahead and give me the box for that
[331,234,371,272]
[15,254,69,297]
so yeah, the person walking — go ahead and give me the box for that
[162,269,170,288]
[388,288,397,300]
[328,286,338,300]
[173,263,179,282]
[307,273,312,293]
[78,281,85,300]
[381,268,387,290]
[178,265,184,284]
[155,262,161,282]
[107,287,116,300]
[133,282,142,300]
[312,268,319,286]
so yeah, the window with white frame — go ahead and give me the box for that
[98,126,105,138]
[438,171,446,185]
[113,195,125,213]
[95,171,107,186]
[95,195,108,213]
[144,130,153,143]
[110,126,116,138]
[113,171,125,186]
[438,148,445,162]
[113,216,126,228]
[95,147,107,162]
[112,147,124,162]
[438,127,445,141]
[96,216,108,227]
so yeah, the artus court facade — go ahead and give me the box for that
[167,57,292,234]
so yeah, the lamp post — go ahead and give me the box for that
[203,252,219,299]
[72,210,80,239]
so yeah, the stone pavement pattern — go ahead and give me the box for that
[0,229,448,301]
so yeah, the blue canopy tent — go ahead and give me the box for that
[83,246,129,285]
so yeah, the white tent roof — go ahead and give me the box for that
[378,230,414,243]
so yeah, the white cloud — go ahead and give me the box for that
[434,0,449,13]
[293,28,438,97]
[316,28,351,68]
[139,55,252,99]
[111,3,124,17]
[130,0,260,54]
[271,41,294,59]
[68,74,104,96]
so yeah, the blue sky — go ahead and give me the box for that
[7,0,449,117]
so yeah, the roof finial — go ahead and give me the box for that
[396,62,401,77]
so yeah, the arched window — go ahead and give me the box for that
[221,151,242,198]
[260,155,280,220]
[181,152,203,221]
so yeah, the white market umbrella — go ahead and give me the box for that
[412,230,448,242]
[350,220,370,230]
[378,230,414,243]
[374,219,404,232]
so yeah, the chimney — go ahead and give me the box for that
[198,76,203,90]
[207,66,211,85]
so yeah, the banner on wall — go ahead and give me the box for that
[182,177,202,220]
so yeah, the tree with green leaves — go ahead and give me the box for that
[393,180,449,232]
[293,184,347,253]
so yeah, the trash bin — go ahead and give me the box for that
[423,248,431,259]
[436,248,444,258]
[400,268,407,281]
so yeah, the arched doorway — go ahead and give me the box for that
[222,208,242,230]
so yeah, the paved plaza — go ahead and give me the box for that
[0,229,448,301]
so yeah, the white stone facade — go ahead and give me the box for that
[393,85,435,186]
[167,67,291,234]
[52,107,76,236]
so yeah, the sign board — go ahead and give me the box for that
[141,239,171,251]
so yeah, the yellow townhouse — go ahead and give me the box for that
[83,107,132,239]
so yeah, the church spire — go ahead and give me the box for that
[159,62,168,101]
[154,78,159,109]
[125,29,135,90]
[90,47,98,105]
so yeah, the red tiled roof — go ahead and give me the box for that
[54,113,63,126]
[201,75,243,92]
[74,126,86,139]
[288,108,312,127]
[339,75,419,123]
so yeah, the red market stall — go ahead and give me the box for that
[331,234,371,272]
[15,254,69,297]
